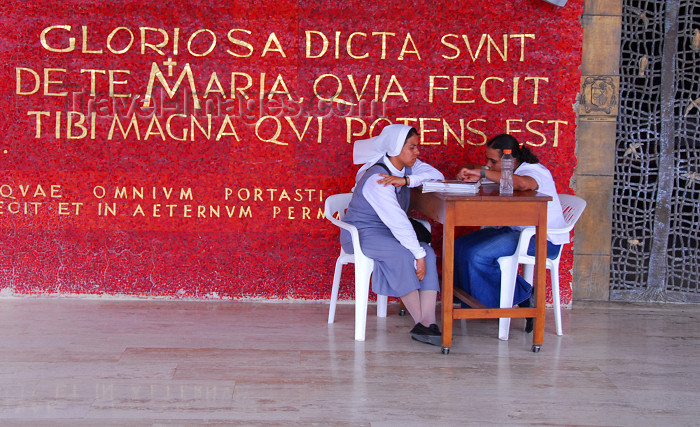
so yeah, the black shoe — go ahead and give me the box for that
[519,298,533,332]
[410,323,442,346]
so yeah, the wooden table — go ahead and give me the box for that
[410,187,551,354]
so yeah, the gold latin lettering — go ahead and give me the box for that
[255,116,285,145]
[230,72,253,99]
[50,185,62,198]
[44,69,67,96]
[215,115,240,141]
[67,112,87,139]
[383,75,408,102]
[345,117,367,143]
[261,32,285,57]
[548,120,567,147]
[428,75,449,103]
[419,118,441,145]
[398,33,421,60]
[305,31,328,58]
[226,29,254,57]
[144,116,166,140]
[16,68,41,95]
[525,120,546,146]
[166,114,188,141]
[524,77,548,104]
[40,25,75,53]
[28,111,50,138]
[347,32,368,59]
[108,70,131,97]
[140,27,169,55]
[506,119,523,136]
[80,69,106,96]
[481,77,505,104]
[108,115,141,140]
[190,115,211,141]
[188,29,217,57]
[106,27,134,54]
[204,72,225,98]
[81,25,103,54]
[58,202,82,215]
[466,119,487,145]
[237,188,249,201]
[453,76,475,104]
[142,62,200,109]
[371,32,395,60]
[440,34,460,60]
[511,34,535,61]
[285,117,313,141]
[443,119,465,148]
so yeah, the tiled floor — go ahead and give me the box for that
[0,298,698,426]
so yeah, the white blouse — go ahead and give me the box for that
[514,162,570,245]
[361,156,444,259]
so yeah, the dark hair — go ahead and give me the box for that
[406,127,419,141]
[486,134,539,164]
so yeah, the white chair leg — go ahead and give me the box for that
[376,295,388,318]
[498,258,519,341]
[328,258,344,324]
[550,261,563,336]
[522,263,534,285]
[498,318,512,341]
[353,260,373,341]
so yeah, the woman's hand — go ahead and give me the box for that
[377,174,407,187]
[457,167,481,182]
[415,257,426,281]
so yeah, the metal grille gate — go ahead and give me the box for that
[611,0,700,302]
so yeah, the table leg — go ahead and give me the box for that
[441,219,455,355]
[532,216,547,352]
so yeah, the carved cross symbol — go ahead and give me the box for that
[624,142,642,159]
[683,171,698,187]
[685,96,700,117]
[163,58,177,77]
[627,238,642,252]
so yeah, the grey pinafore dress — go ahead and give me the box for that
[340,163,439,297]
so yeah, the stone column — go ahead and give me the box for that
[573,0,622,300]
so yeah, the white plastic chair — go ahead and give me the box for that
[325,193,385,341]
[497,194,587,340]
[325,192,430,341]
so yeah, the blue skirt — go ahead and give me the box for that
[454,227,561,308]
[340,228,440,297]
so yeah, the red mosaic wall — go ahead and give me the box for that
[0,0,583,303]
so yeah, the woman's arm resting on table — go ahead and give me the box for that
[376,174,407,188]
[513,174,538,191]
[458,167,540,191]
[406,159,445,187]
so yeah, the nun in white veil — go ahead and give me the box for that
[339,124,446,345]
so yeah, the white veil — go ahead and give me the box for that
[352,124,411,183]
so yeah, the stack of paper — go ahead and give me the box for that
[422,180,481,194]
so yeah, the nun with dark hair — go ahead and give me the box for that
[454,134,569,320]
[340,124,445,345]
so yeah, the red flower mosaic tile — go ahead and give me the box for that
[0,0,583,304]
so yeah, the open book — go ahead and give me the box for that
[422,180,481,194]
